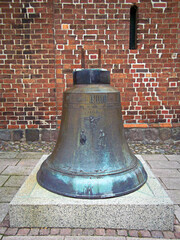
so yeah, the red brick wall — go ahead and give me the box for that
[0,0,56,131]
[0,0,180,132]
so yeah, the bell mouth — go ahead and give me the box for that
[73,69,110,85]
[37,157,147,199]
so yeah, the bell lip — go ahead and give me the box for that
[37,173,147,199]
[43,157,139,177]
[37,159,148,199]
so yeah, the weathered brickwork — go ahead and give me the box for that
[0,0,179,136]
[0,0,56,131]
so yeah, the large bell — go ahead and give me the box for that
[37,69,147,199]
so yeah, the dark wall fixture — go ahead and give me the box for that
[129,5,138,49]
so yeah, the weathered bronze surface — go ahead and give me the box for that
[37,69,147,199]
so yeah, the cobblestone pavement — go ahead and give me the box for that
[0,149,180,240]
[0,140,180,155]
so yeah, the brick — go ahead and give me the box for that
[50,228,60,235]
[60,228,71,235]
[72,229,83,236]
[117,230,127,236]
[106,229,116,236]
[83,229,94,236]
[17,228,30,235]
[128,230,139,237]
[151,230,164,238]
[154,3,167,8]
[4,228,18,236]
[138,230,151,237]
[29,228,40,236]
[95,228,105,236]
[39,228,50,235]
[163,231,175,239]
[175,232,180,238]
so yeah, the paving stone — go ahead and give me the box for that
[0,227,7,234]
[2,166,33,176]
[17,228,30,236]
[39,228,50,235]
[163,230,175,239]
[0,176,9,187]
[4,176,27,187]
[117,230,127,236]
[16,152,43,160]
[66,237,125,240]
[4,228,18,236]
[0,165,8,174]
[0,187,18,203]
[2,237,64,240]
[147,160,180,169]
[0,204,9,222]
[17,159,39,167]
[152,169,180,178]
[174,225,180,232]
[151,230,164,238]
[175,205,180,222]
[95,229,106,236]
[0,153,18,159]
[166,155,180,162]
[72,229,83,236]
[166,190,180,204]
[174,218,179,224]
[83,229,94,236]
[142,154,168,161]
[0,218,10,228]
[9,155,174,231]
[128,230,139,237]
[160,178,180,190]
[106,229,116,236]
[137,230,151,237]
[50,228,60,235]
[60,228,71,235]
[0,159,19,166]
[175,232,180,238]
[28,228,39,236]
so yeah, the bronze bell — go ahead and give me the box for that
[37,68,147,199]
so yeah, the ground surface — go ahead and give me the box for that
[0,142,180,240]
[0,141,180,155]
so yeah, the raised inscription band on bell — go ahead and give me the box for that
[65,93,120,104]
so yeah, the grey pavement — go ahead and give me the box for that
[0,152,180,240]
[1,237,180,240]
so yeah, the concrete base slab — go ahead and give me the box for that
[9,155,174,230]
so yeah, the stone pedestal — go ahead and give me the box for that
[9,155,174,230]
